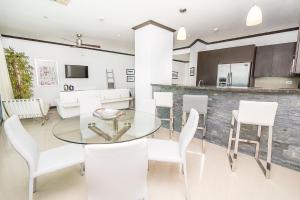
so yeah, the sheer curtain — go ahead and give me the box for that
[0,36,14,119]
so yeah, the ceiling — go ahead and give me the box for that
[0,0,299,53]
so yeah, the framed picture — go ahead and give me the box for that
[35,59,59,86]
[172,71,178,79]
[127,76,135,82]
[189,67,195,76]
[126,68,135,75]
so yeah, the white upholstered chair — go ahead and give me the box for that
[227,100,278,178]
[148,108,199,197]
[85,139,148,200]
[79,97,102,140]
[153,92,174,138]
[4,115,84,200]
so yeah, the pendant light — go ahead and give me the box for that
[177,27,187,40]
[177,8,187,41]
[246,5,262,26]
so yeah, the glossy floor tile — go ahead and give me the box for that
[0,109,300,200]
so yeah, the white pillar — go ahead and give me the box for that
[134,21,174,110]
[184,41,206,86]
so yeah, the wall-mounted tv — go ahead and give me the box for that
[65,65,88,78]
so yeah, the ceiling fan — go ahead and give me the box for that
[62,34,101,49]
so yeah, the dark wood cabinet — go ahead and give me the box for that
[254,42,296,77]
[254,46,273,77]
[197,51,219,85]
[294,26,300,73]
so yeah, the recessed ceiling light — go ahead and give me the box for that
[98,18,104,22]
[213,27,219,32]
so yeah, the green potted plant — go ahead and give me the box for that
[4,47,33,99]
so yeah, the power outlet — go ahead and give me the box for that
[286,80,293,85]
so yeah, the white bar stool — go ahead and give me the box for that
[182,95,208,153]
[227,100,278,178]
[153,92,174,138]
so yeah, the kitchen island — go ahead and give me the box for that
[152,84,300,171]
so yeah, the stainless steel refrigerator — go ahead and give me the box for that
[217,62,251,87]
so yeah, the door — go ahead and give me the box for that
[230,63,251,87]
[217,64,230,86]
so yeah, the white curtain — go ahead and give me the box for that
[0,36,14,120]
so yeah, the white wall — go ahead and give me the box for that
[1,38,135,106]
[206,30,298,50]
[172,61,186,85]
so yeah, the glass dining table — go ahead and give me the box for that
[52,109,161,144]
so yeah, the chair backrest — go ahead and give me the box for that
[237,100,278,126]
[4,115,39,173]
[182,95,208,114]
[2,99,43,119]
[153,92,173,108]
[136,98,156,115]
[79,97,102,117]
[85,139,148,200]
[179,109,199,159]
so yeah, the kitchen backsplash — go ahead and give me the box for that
[255,77,300,89]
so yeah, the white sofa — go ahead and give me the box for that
[56,89,133,119]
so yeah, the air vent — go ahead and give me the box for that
[53,0,70,5]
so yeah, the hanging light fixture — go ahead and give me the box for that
[177,8,187,41]
[246,5,263,26]
[177,27,187,40]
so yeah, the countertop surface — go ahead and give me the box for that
[151,84,300,94]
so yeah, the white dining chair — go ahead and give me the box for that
[136,98,156,115]
[79,97,102,139]
[4,115,84,200]
[85,138,148,200]
[153,92,174,138]
[148,108,199,198]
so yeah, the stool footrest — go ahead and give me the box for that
[231,138,259,144]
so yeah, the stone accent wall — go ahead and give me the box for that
[153,85,300,171]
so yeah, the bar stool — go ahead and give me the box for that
[182,95,208,153]
[153,92,173,138]
[227,100,278,178]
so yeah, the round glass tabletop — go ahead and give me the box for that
[52,110,161,144]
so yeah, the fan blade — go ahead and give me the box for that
[82,43,101,48]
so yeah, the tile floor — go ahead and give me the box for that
[1,109,300,200]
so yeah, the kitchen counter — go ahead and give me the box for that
[152,83,300,172]
[152,84,300,94]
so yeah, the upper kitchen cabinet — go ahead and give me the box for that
[254,46,273,77]
[254,42,296,77]
[293,26,300,73]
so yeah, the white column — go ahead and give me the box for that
[134,23,173,110]
[184,42,206,86]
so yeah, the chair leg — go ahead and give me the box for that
[231,122,241,171]
[182,161,190,200]
[266,126,273,178]
[182,112,187,129]
[227,116,235,155]
[202,114,207,153]
[29,177,34,200]
[255,125,262,159]
[80,163,85,176]
[169,108,174,139]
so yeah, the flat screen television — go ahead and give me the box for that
[65,65,88,78]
